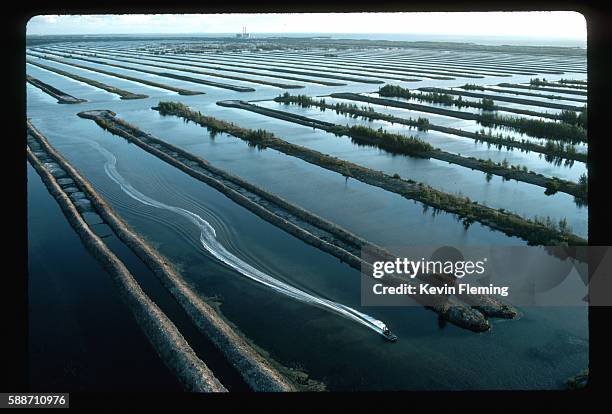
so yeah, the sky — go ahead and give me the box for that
[27,12,587,40]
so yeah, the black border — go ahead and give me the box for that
[7,0,612,408]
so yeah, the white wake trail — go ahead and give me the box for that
[90,141,390,337]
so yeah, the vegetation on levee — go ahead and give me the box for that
[379,85,586,142]
[419,86,584,111]
[338,124,434,156]
[574,173,588,206]
[478,112,586,144]
[275,93,585,163]
[346,92,558,126]
[27,59,148,99]
[559,107,587,129]
[498,81,587,96]
[78,108,509,331]
[461,83,485,91]
[275,93,431,131]
[467,83,587,103]
[380,84,499,112]
[155,101,277,149]
[337,91,588,149]
[435,152,586,201]
[221,99,586,200]
[153,101,586,246]
[178,98,434,157]
[474,128,583,164]
[380,84,485,110]
[531,77,587,89]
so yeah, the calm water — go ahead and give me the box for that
[27,164,181,392]
[27,43,588,390]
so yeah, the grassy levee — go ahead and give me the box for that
[274,94,586,163]
[28,120,311,392]
[77,109,515,330]
[38,48,304,89]
[41,47,347,87]
[26,74,87,104]
[375,86,564,120]
[460,84,587,103]
[27,59,148,99]
[220,100,435,157]
[29,51,256,92]
[497,82,588,96]
[530,78,588,90]
[418,87,584,111]
[26,132,226,392]
[154,101,586,247]
[478,112,586,144]
[27,53,203,95]
[332,92,586,143]
[217,99,587,201]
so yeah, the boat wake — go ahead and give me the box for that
[90,141,392,338]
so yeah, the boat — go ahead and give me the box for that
[382,327,398,342]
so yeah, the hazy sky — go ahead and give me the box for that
[27,12,587,40]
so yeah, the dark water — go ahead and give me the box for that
[27,164,181,392]
[27,44,588,390]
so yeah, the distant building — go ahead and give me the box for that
[236,27,250,39]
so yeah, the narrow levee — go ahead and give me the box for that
[27,53,204,95]
[273,93,585,163]
[27,59,148,99]
[28,121,316,392]
[27,127,227,393]
[147,101,586,247]
[76,108,516,332]
[217,100,586,201]
[26,74,87,104]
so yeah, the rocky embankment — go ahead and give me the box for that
[27,124,226,392]
[28,121,309,391]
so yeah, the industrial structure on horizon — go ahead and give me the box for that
[236,27,250,39]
